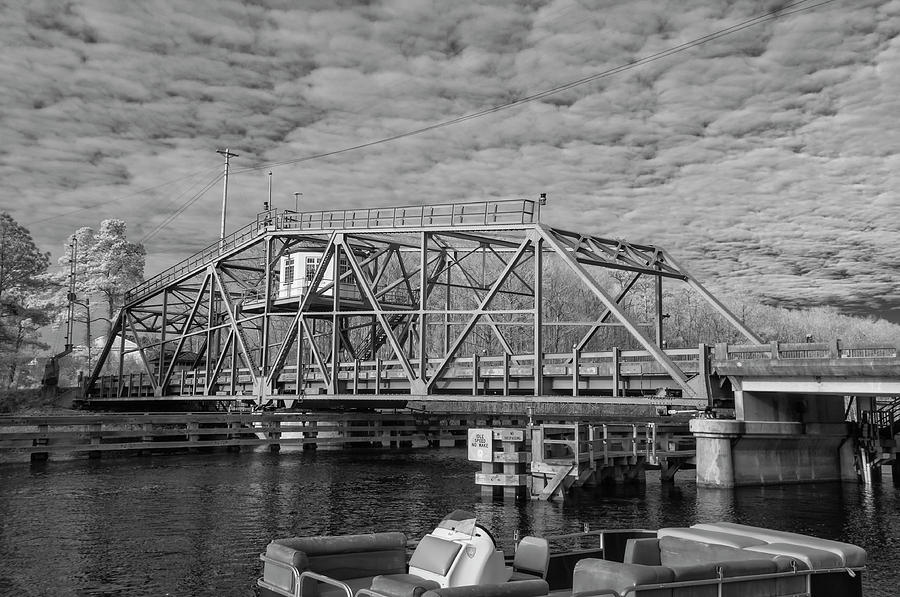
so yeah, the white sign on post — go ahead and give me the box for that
[467,428,493,462]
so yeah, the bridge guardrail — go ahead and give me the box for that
[717,341,898,361]
[279,198,536,231]
[125,217,266,304]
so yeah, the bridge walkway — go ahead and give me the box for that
[125,199,537,306]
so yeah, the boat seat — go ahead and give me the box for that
[510,537,549,581]
[744,543,842,570]
[407,535,463,584]
[370,573,440,597]
[658,527,766,549]
[261,532,408,597]
[691,522,867,567]
[421,579,549,597]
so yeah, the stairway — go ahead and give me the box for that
[356,313,410,360]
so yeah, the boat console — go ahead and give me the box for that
[407,510,509,588]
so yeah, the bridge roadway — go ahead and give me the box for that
[88,347,706,408]
[87,340,899,411]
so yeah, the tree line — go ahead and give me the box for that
[0,213,144,389]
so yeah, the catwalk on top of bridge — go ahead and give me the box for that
[86,196,762,406]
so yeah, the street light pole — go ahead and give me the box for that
[217,148,239,240]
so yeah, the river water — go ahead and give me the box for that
[0,448,897,596]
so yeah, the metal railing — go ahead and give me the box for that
[125,216,268,304]
[718,341,898,361]
[280,198,537,231]
[125,199,537,306]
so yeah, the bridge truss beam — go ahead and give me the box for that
[86,199,760,407]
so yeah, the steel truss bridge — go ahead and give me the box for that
[84,198,896,414]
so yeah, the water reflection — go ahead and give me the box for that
[0,449,896,596]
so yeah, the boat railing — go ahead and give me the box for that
[575,563,864,597]
[298,571,354,597]
[258,556,358,597]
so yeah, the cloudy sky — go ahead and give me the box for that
[2,0,899,322]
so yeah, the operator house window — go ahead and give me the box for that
[305,256,320,281]
[284,258,295,286]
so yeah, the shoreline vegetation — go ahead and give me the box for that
[0,387,80,415]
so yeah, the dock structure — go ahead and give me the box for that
[469,423,696,501]
[77,197,900,487]
[0,412,512,463]
[531,422,696,491]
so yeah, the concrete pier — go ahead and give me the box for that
[691,419,857,487]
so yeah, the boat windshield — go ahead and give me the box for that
[437,510,477,536]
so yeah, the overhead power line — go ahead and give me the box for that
[140,171,225,243]
[234,0,835,175]
[25,165,222,227]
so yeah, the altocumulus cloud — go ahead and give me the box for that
[1,0,898,321]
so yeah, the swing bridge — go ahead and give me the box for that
[83,198,736,408]
[73,196,900,485]
[83,197,897,414]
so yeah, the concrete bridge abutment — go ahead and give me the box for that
[691,419,857,487]
[692,389,858,487]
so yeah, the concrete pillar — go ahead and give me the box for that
[840,436,859,482]
[692,420,737,488]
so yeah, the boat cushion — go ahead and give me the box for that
[744,543,842,570]
[716,559,778,577]
[263,531,408,594]
[275,532,408,555]
[270,532,408,580]
[409,535,463,576]
[513,536,550,578]
[691,522,866,567]
[371,574,440,597]
[572,558,674,597]
[668,562,719,582]
[421,579,549,597]
[266,540,311,569]
[658,528,765,549]
[306,551,407,580]
[657,536,764,568]
[624,538,662,566]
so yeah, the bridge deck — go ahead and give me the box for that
[89,348,704,403]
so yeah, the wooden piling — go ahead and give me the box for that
[470,428,529,499]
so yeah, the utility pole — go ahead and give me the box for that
[217,148,239,240]
[267,171,273,211]
[64,237,78,354]
[84,298,92,372]
[294,192,302,213]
